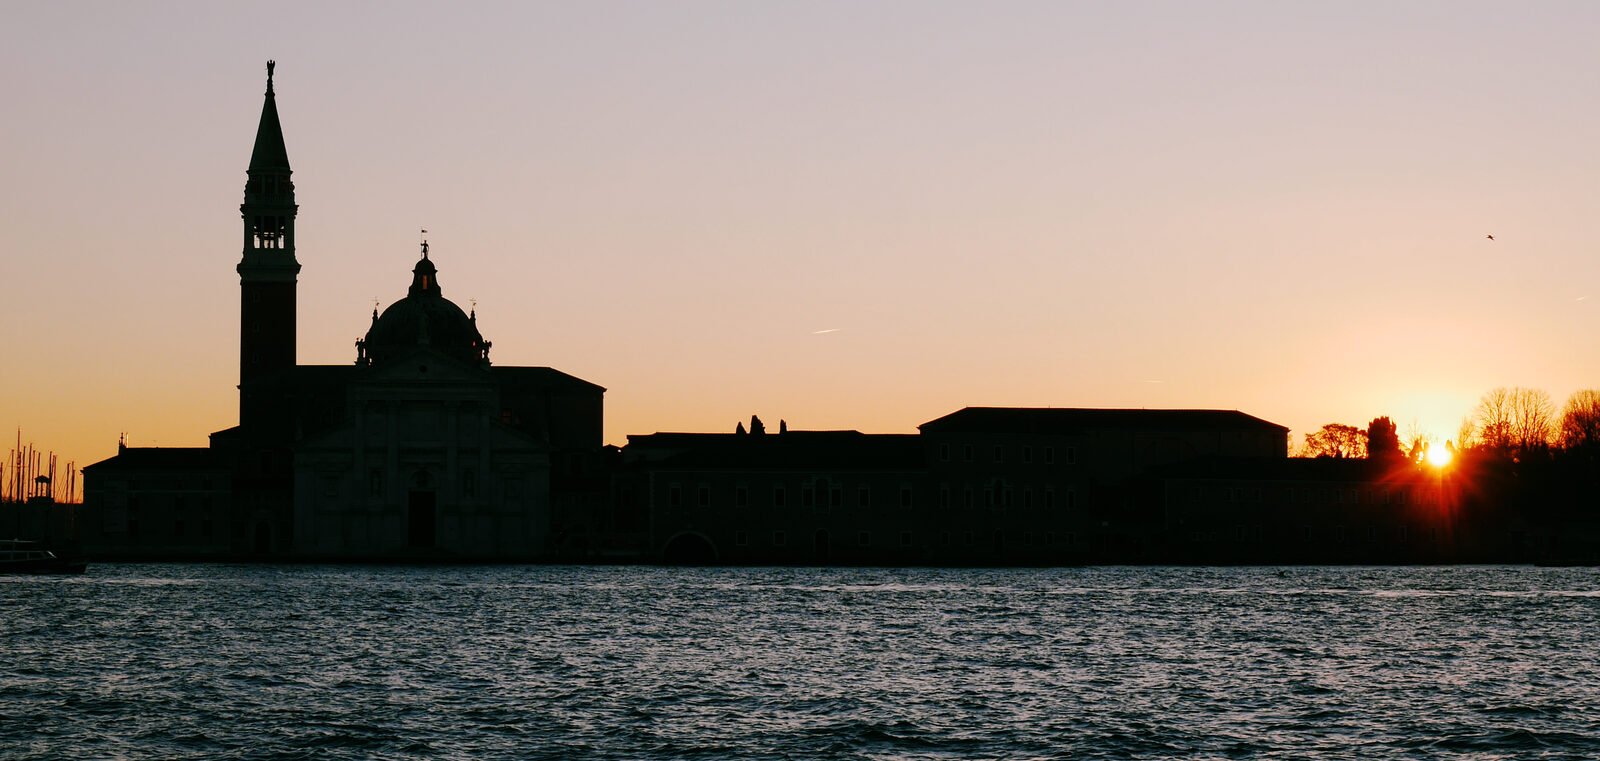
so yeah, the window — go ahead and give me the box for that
[462,469,476,498]
[939,444,949,462]
[857,531,871,547]
[697,486,710,508]
[963,488,973,509]
[1067,489,1076,509]
[829,488,842,508]
[900,487,913,509]
[773,485,786,508]
[369,469,383,498]
[1045,488,1056,509]
[1024,489,1033,510]
[1022,446,1033,463]
[963,445,974,462]
[940,485,951,509]
[735,485,748,508]
[735,531,749,547]
[900,531,913,547]
[174,520,186,538]
[857,487,870,508]
[669,484,682,508]
[773,531,787,547]
[802,487,815,508]
[1044,447,1056,464]
[993,445,1003,463]
[1065,447,1078,464]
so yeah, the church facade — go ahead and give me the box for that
[83,63,605,561]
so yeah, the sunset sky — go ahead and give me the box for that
[5,1,1600,474]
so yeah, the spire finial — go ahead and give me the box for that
[420,228,429,259]
[266,60,275,94]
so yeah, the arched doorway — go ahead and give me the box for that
[661,532,718,564]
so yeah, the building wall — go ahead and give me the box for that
[292,362,552,560]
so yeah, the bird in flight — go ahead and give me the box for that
[1486,234,1495,241]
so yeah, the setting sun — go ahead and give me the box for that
[1427,445,1454,468]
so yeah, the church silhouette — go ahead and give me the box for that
[84,63,606,560]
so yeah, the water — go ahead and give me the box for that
[5,565,1600,760]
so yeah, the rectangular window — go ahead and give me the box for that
[1045,488,1055,509]
[735,485,748,508]
[1044,447,1056,464]
[1024,489,1033,509]
[829,488,842,508]
[900,531,913,547]
[697,485,710,508]
[773,485,786,508]
[900,487,913,509]
[1022,446,1033,464]
[773,531,787,547]
[939,443,949,462]
[802,487,815,508]
[462,469,476,498]
[963,445,974,462]
[963,489,973,509]
[993,445,1004,463]
[858,487,870,508]
[857,531,871,547]
[735,531,749,547]
[669,484,682,508]
[939,486,951,509]
[1065,447,1078,464]
[369,469,383,498]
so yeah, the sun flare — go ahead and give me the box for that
[1426,445,1454,468]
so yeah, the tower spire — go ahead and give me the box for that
[249,61,291,173]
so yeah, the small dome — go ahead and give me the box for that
[361,252,489,367]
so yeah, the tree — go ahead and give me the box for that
[1559,389,1600,451]
[1474,387,1554,457]
[1367,417,1401,461]
[1304,423,1367,459]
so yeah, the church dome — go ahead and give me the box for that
[360,248,490,368]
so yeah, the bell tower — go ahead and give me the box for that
[237,60,300,418]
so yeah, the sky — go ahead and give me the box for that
[5,1,1600,473]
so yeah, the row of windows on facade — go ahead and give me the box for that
[938,443,1077,465]
[1185,484,1446,506]
[1185,523,1456,545]
[362,469,493,498]
[663,483,1077,511]
[123,518,216,540]
[729,529,1080,549]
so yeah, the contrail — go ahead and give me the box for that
[811,328,842,335]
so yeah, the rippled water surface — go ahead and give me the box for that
[6,565,1600,759]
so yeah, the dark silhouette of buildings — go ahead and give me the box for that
[70,63,1578,565]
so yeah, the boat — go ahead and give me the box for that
[0,539,87,574]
